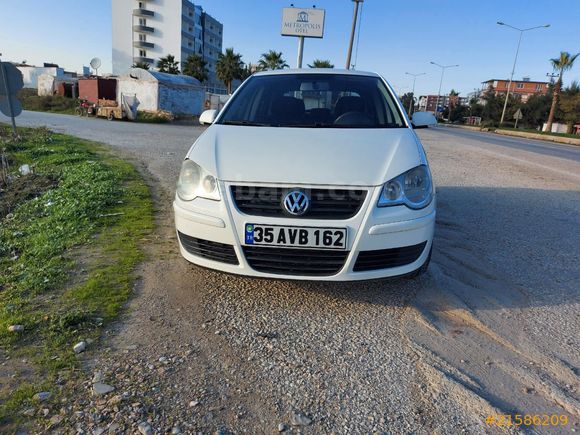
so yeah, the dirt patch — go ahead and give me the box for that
[0,174,58,219]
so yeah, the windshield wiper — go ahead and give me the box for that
[221,120,270,127]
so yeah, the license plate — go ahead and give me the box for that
[244,224,347,250]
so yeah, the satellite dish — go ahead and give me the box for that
[90,57,101,76]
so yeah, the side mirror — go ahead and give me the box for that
[199,109,218,125]
[411,112,437,129]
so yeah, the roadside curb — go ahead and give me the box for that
[494,129,580,146]
[440,124,580,146]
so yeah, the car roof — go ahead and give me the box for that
[253,68,382,78]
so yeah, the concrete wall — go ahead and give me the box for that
[158,83,204,115]
[18,66,63,88]
[117,79,159,112]
[37,74,56,96]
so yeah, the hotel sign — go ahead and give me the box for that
[281,8,325,38]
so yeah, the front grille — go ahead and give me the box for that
[231,186,366,219]
[353,242,427,272]
[243,246,349,276]
[178,232,239,265]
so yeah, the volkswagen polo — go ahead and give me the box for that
[174,69,436,280]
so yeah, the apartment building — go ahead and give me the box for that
[418,95,468,113]
[112,0,223,88]
[481,77,549,102]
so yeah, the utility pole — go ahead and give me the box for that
[546,72,559,85]
[346,0,364,69]
[430,61,458,119]
[405,72,426,115]
[497,21,550,125]
[297,36,305,68]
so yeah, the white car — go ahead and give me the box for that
[174,69,436,281]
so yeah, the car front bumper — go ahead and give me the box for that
[173,182,435,281]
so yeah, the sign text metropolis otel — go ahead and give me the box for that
[281,8,326,38]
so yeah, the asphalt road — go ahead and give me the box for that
[3,111,579,434]
[437,125,580,163]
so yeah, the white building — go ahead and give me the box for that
[16,64,76,89]
[112,0,223,88]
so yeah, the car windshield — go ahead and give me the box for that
[218,73,406,128]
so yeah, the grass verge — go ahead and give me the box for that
[0,125,154,427]
[495,127,579,139]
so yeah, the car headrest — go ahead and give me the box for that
[335,96,365,117]
[271,96,305,119]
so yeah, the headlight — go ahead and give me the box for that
[377,165,432,209]
[176,159,220,201]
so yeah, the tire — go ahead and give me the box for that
[107,112,114,121]
[75,108,83,117]
[406,244,432,279]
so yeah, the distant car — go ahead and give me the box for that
[174,69,436,281]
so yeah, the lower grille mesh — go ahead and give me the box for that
[353,242,427,272]
[178,232,239,265]
[243,246,349,276]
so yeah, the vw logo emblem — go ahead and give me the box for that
[283,190,310,216]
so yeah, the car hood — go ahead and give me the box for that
[187,125,422,186]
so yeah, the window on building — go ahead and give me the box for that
[516,83,524,89]
[536,84,543,91]
[139,18,146,26]
[188,42,192,47]
[138,1,143,8]
[189,26,193,32]
[139,50,146,57]
[189,11,193,17]
[139,34,146,41]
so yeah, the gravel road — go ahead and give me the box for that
[4,111,579,434]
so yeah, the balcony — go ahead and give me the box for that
[133,25,154,33]
[133,41,155,49]
[133,8,155,17]
[133,56,154,64]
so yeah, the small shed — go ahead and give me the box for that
[117,68,204,116]
[37,73,78,97]
[78,77,117,103]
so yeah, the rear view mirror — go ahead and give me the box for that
[199,109,218,125]
[411,112,437,128]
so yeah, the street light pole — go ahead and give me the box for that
[497,21,550,125]
[346,0,364,69]
[430,62,458,118]
[405,72,426,115]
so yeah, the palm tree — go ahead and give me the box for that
[157,54,180,74]
[257,50,289,71]
[308,59,334,68]
[132,61,150,70]
[546,51,579,132]
[183,54,208,83]
[216,48,244,94]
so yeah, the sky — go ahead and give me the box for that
[1,0,579,97]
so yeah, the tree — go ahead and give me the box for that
[546,51,579,132]
[216,48,244,94]
[559,81,580,132]
[308,59,334,68]
[400,92,415,115]
[257,50,289,71]
[183,54,208,82]
[157,54,180,74]
[132,61,150,70]
[521,93,551,129]
[240,63,254,81]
